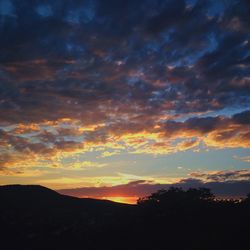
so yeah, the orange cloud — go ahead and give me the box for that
[1,110,250,175]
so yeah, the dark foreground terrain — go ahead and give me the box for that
[0,185,250,250]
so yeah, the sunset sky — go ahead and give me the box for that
[0,0,250,203]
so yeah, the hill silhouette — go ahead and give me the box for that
[0,184,129,210]
[0,185,250,250]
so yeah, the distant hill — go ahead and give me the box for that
[0,185,134,250]
[0,184,132,220]
[1,185,250,250]
[0,184,128,208]
[0,184,60,203]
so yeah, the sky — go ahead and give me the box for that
[0,0,250,203]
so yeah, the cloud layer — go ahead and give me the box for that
[0,0,249,183]
[1,0,249,123]
[58,169,250,201]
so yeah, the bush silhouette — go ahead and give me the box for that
[137,187,214,208]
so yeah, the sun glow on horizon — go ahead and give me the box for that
[79,195,138,204]
[101,196,138,204]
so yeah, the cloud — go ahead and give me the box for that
[189,169,250,182]
[1,109,250,171]
[58,169,250,200]
[0,0,249,124]
[67,161,107,169]
[0,0,249,174]
[236,155,250,163]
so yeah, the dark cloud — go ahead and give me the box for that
[161,109,250,147]
[58,170,250,199]
[232,110,250,125]
[0,0,249,126]
[189,169,250,182]
[163,116,226,136]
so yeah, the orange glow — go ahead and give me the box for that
[102,196,138,204]
[78,195,138,204]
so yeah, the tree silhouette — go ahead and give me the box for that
[137,187,215,211]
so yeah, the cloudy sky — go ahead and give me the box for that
[0,0,249,203]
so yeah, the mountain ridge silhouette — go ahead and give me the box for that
[1,184,250,250]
